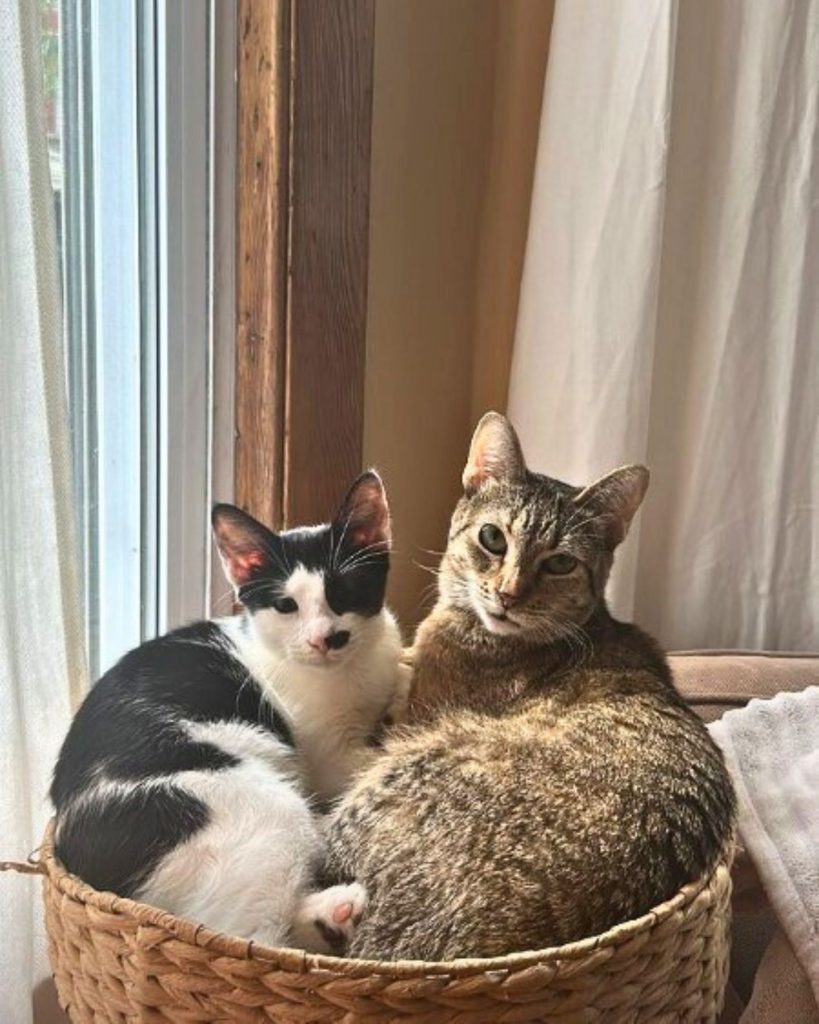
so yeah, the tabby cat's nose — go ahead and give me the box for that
[497,590,517,610]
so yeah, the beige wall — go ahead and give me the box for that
[364,0,553,633]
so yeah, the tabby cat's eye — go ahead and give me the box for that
[272,596,298,614]
[542,554,578,575]
[478,524,507,555]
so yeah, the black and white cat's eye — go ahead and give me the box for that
[478,524,507,555]
[272,596,298,614]
[542,553,578,575]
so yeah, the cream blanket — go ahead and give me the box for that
[709,687,819,1009]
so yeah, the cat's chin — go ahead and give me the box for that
[295,650,349,668]
[472,603,524,637]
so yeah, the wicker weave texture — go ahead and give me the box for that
[37,823,731,1023]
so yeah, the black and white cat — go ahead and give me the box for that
[51,472,406,951]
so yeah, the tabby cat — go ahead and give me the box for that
[326,413,736,960]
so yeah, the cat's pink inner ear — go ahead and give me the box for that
[230,548,266,583]
[339,473,391,550]
[212,506,273,587]
[216,541,267,587]
[573,465,649,545]
[463,412,526,492]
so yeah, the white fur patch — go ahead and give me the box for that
[137,749,322,946]
[222,593,405,802]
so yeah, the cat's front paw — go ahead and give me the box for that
[296,882,367,955]
[386,662,413,724]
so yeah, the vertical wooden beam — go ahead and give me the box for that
[235,0,290,527]
[235,0,375,529]
[283,0,375,525]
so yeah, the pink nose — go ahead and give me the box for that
[307,636,329,655]
[308,630,351,654]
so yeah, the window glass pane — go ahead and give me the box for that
[54,0,151,677]
[40,0,62,215]
[45,1,230,678]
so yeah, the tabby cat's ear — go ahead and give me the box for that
[463,412,527,493]
[211,504,277,588]
[334,470,391,551]
[573,465,649,546]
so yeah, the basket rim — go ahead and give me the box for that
[40,818,733,981]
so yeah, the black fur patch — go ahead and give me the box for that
[51,621,293,893]
[236,524,389,619]
[55,783,210,896]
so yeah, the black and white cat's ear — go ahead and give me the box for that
[211,504,277,588]
[573,465,650,546]
[463,412,527,493]
[334,470,391,551]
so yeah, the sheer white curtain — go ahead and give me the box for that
[0,1,87,1021]
[509,0,819,652]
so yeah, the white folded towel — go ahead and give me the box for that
[709,687,819,1005]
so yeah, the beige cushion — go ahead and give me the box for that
[670,650,819,722]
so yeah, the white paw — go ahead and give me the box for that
[300,882,367,954]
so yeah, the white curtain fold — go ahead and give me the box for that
[0,1,87,1021]
[510,0,819,651]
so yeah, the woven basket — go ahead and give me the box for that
[6,821,732,1023]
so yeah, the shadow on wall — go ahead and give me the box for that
[363,0,554,634]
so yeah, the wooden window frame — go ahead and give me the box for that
[235,0,375,529]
